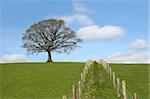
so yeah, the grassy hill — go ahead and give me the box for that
[0,62,84,99]
[110,64,149,99]
[0,62,149,99]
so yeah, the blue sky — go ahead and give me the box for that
[0,0,149,63]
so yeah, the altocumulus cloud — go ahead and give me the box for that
[60,14,94,26]
[129,39,149,49]
[59,0,94,26]
[73,0,94,14]
[106,38,150,63]
[59,0,125,41]
[107,50,149,63]
[77,25,124,40]
[0,54,28,63]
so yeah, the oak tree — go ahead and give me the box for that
[22,19,82,62]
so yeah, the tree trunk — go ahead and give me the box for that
[47,51,52,62]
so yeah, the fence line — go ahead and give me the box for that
[99,59,138,99]
[62,59,138,99]
[65,60,95,99]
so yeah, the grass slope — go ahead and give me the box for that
[0,63,149,99]
[110,64,149,99]
[0,62,84,99]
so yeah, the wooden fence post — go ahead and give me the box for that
[112,72,116,88]
[102,62,106,70]
[116,78,120,97]
[106,63,109,73]
[81,73,84,82]
[76,85,79,99]
[78,81,81,99]
[122,80,127,99]
[72,84,76,99]
[83,68,86,82]
[63,95,67,99]
[109,67,112,79]
[133,92,137,99]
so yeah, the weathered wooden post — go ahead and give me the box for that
[122,80,127,99]
[116,78,120,97]
[63,95,67,99]
[76,85,79,99]
[72,84,77,99]
[109,67,112,79]
[112,72,116,88]
[78,81,81,99]
[104,62,107,70]
[80,73,84,87]
[83,67,86,82]
[107,63,109,71]
[133,92,137,99]
[80,73,83,81]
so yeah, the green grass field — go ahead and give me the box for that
[110,64,149,99]
[0,62,149,99]
[0,62,84,99]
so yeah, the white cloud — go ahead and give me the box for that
[107,50,150,63]
[77,25,124,40]
[60,14,94,26]
[0,54,28,63]
[60,16,75,24]
[59,0,125,41]
[129,39,149,49]
[73,0,93,14]
[106,39,150,63]
[59,0,94,26]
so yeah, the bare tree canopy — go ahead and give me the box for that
[22,19,82,62]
